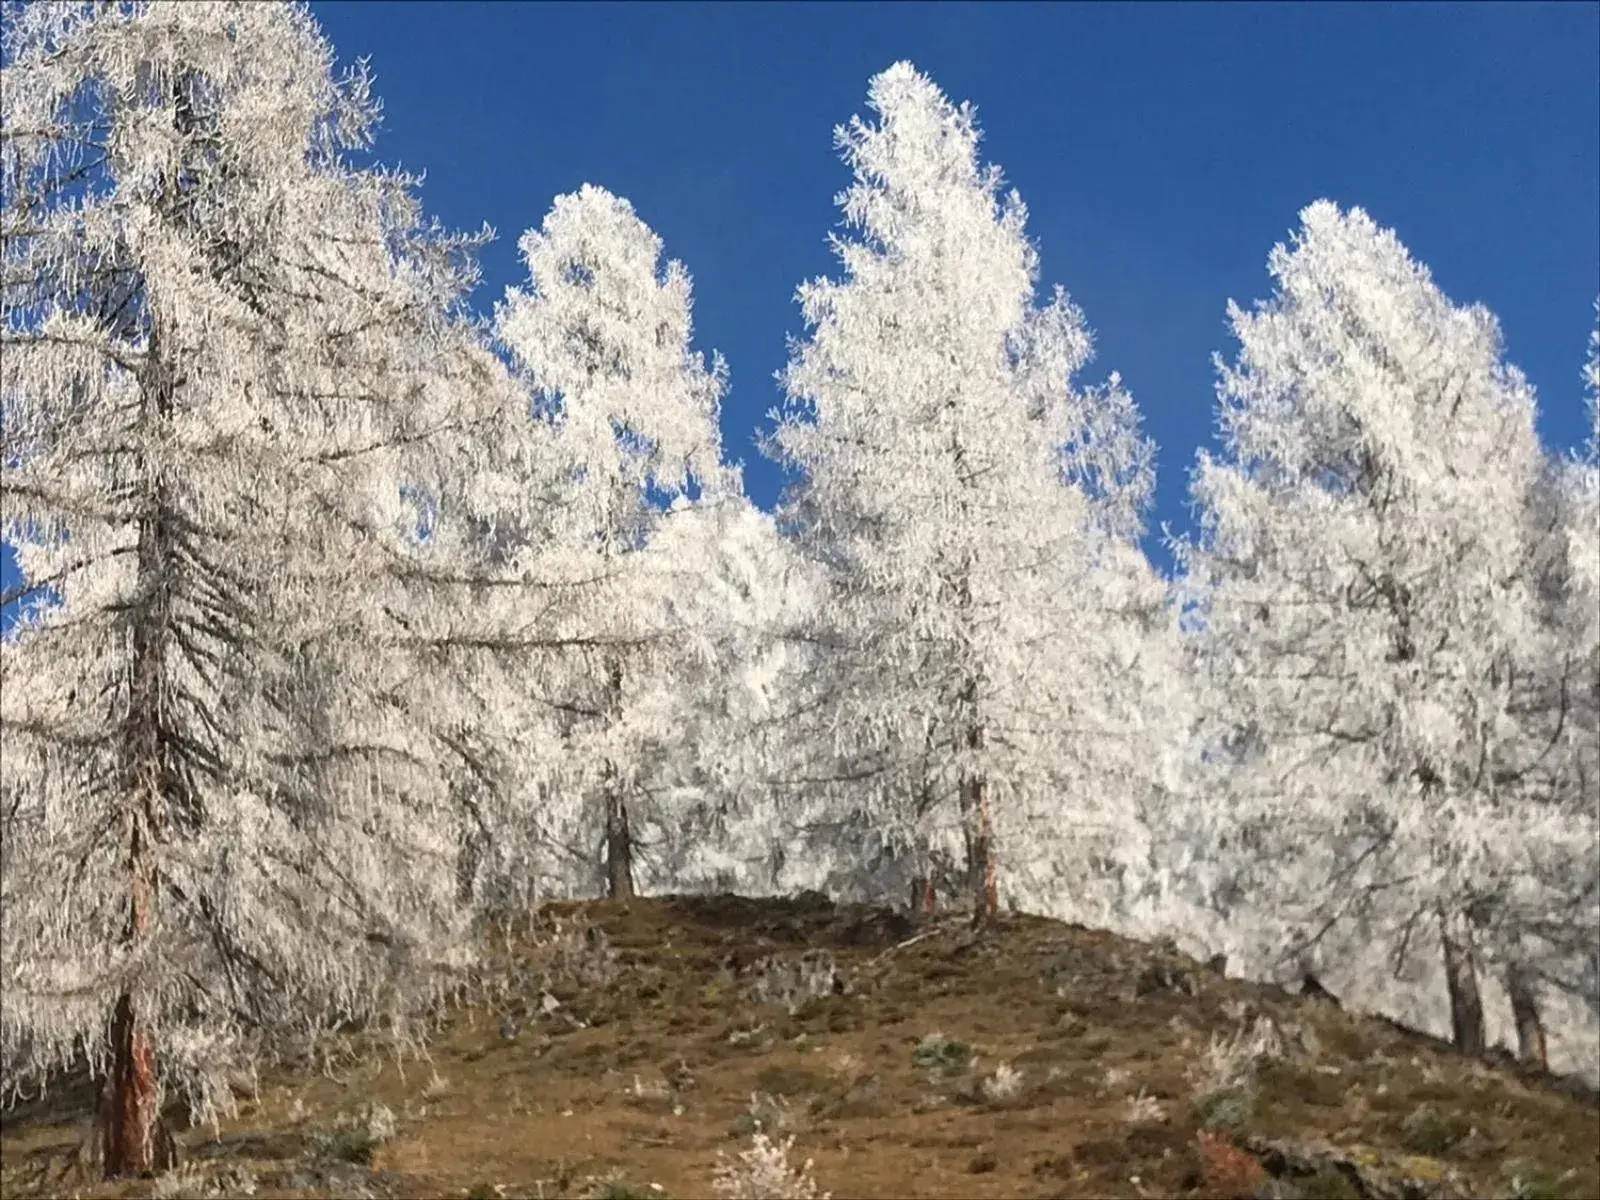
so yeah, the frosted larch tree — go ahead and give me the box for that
[768,62,1161,925]
[626,493,823,896]
[1494,304,1600,1068]
[495,184,728,900]
[1180,201,1586,1059]
[0,0,484,1174]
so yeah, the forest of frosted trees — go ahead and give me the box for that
[1,2,1595,1178]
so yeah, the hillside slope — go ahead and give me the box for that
[3,894,1596,1199]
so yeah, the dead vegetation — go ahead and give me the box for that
[2,893,1595,1199]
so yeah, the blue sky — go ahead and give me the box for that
[3,1,1597,623]
[308,0,1598,553]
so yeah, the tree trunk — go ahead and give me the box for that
[97,332,180,1179]
[99,992,176,1177]
[1507,965,1547,1070]
[455,821,483,907]
[965,777,997,926]
[1438,909,1485,1057]
[957,687,998,927]
[959,770,998,926]
[951,549,996,928]
[604,788,634,901]
[600,657,633,900]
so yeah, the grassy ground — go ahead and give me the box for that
[3,893,1596,1199]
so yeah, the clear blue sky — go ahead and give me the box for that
[3,1,1597,624]
[310,0,1597,554]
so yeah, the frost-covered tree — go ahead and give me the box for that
[1180,201,1596,1063]
[768,62,1166,924]
[0,1,483,1174]
[613,493,821,895]
[1495,303,1600,1068]
[495,184,728,899]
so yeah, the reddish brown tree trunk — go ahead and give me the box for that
[1439,909,1485,1057]
[1507,965,1547,1070]
[98,362,179,1177]
[909,871,939,916]
[99,797,176,1176]
[99,992,176,1177]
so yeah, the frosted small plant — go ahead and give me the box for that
[734,1090,795,1136]
[912,1033,972,1076]
[1220,998,1252,1025]
[628,1075,673,1101]
[153,1164,258,1199]
[151,1163,205,1200]
[365,1102,398,1146]
[421,1070,451,1101]
[745,951,848,1014]
[1123,1088,1167,1124]
[980,1061,1025,1103]
[712,1132,830,1200]
[1188,1015,1286,1129]
[1193,1015,1284,1097]
[1281,1017,1321,1063]
[582,1170,644,1199]
[1242,1015,1286,1064]
[1102,1064,1131,1090]
[827,1050,861,1079]
[539,921,621,991]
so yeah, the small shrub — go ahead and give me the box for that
[313,1128,379,1165]
[1188,1014,1283,1131]
[913,1032,972,1076]
[1194,1085,1254,1131]
[979,1061,1025,1104]
[712,1132,830,1200]
[1055,1010,1089,1036]
[583,1172,652,1200]
[626,1074,673,1104]
[745,951,849,1014]
[364,1102,397,1146]
[968,1147,999,1174]
[1208,1018,1284,1088]
[1502,1157,1581,1200]
[826,1050,861,1079]
[420,1070,451,1101]
[1123,1088,1167,1124]
[551,1158,580,1192]
[1398,1103,1469,1155]
[152,1164,260,1199]
[730,1091,795,1138]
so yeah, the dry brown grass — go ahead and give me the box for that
[3,893,1596,1199]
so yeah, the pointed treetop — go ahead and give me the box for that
[1215,199,1538,495]
[496,183,727,508]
